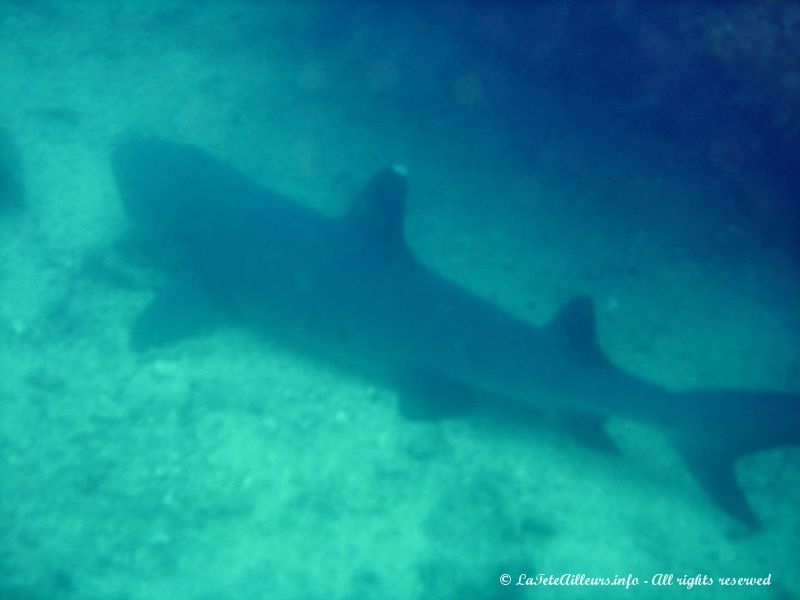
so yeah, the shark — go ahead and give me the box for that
[111,137,800,528]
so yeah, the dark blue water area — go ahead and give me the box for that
[557,4,783,240]
[305,1,800,257]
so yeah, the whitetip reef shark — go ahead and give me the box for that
[111,138,799,528]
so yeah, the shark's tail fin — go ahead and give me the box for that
[673,432,761,528]
[670,389,800,528]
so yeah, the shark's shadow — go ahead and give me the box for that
[111,137,800,529]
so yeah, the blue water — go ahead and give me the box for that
[1,2,798,599]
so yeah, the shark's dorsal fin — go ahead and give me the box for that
[546,296,608,366]
[346,165,408,249]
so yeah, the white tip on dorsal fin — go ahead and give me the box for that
[546,295,608,366]
[346,165,409,250]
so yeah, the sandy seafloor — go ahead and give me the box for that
[0,2,799,599]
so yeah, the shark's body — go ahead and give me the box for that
[112,138,800,527]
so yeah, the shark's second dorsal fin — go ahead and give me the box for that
[346,165,408,250]
[546,295,609,366]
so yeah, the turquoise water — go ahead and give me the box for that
[1,2,799,599]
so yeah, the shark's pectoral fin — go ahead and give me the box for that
[676,437,760,528]
[556,411,618,453]
[130,276,220,351]
[396,368,479,421]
